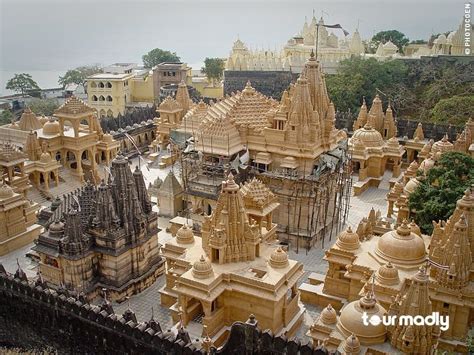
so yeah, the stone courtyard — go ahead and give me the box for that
[0,154,390,342]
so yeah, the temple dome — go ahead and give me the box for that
[376,221,426,266]
[43,118,61,135]
[419,155,435,173]
[375,262,399,286]
[319,304,337,325]
[192,255,213,279]
[337,292,387,345]
[432,135,453,154]
[336,226,360,251]
[269,247,289,268]
[49,220,65,233]
[0,183,14,199]
[343,334,361,355]
[351,124,384,148]
[403,177,421,195]
[176,224,194,244]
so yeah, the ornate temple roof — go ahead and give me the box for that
[0,142,27,163]
[54,96,96,116]
[199,81,277,136]
[159,96,182,113]
[240,177,279,215]
[18,107,42,131]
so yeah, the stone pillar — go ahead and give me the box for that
[75,151,84,182]
[44,172,49,190]
[266,213,272,231]
[54,169,59,186]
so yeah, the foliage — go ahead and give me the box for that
[410,39,428,44]
[369,30,410,53]
[59,65,102,88]
[0,110,14,125]
[201,57,226,84]
[430,95,474,125]
[142,48,180,68]
[326,57,408,113]
[28,98,60,116]
[408,152,474,234]
[6,73,40,95]
[326,57,473,126]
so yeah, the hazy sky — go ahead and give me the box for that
[0,0,466,91]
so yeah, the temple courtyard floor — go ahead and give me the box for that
[1,158,392,342]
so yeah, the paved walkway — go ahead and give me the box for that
[0,160,392,344]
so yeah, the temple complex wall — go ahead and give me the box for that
[223,70,297,100]
[0,272,338,354]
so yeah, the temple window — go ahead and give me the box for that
[99,95,105,101]
[92,95,98,101]
[90,82,97,88]
[106,82,112,88]
[106,95,113,102]
[99,82,105,88]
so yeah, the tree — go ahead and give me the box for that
[6,73,40,95]
[370,30,409,53]
[430,95,474,126]
[142,48,180,68]
[28,98,60,116]
[0,110,14,125]
[201,58,225,85]
[408,152,474,234]
[410,39,428,44]
[58,65,102,89]
[326,57,408,113]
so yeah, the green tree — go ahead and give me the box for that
[201,57,226,85]
[370,30,410,53]
[6,73,40,95]
[0,110,14,125]
[430,95,474,126]
[142,48,180,68]
[408,152,474,234]
[410,39,428,44]
[59,65,102,89]
[28,98,60,116]
[326,57,408,113]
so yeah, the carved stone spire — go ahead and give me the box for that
[24,131,41,161]
[368,94,384,133]
[388,265,439,354]
[62,207,88,255]
[110,154,144,237]
[202,173,260,264]
[133,165,152,214]
[436,214,471,289]
[92,180,120,230]
[175,80,191,117]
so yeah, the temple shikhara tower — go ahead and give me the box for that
[181,51,350,250]
[301,186,474,354]
[160,174,304,346]
[33,153,164,301]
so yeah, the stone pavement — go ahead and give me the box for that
[0,158,391,344]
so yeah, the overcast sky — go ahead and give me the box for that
[0,0,466,91]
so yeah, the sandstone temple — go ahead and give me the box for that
[33,153,164,301]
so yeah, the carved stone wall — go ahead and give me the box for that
[224,70,298,100]
[0,269,339,354]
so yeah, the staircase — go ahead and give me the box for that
[27,167,84,205]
